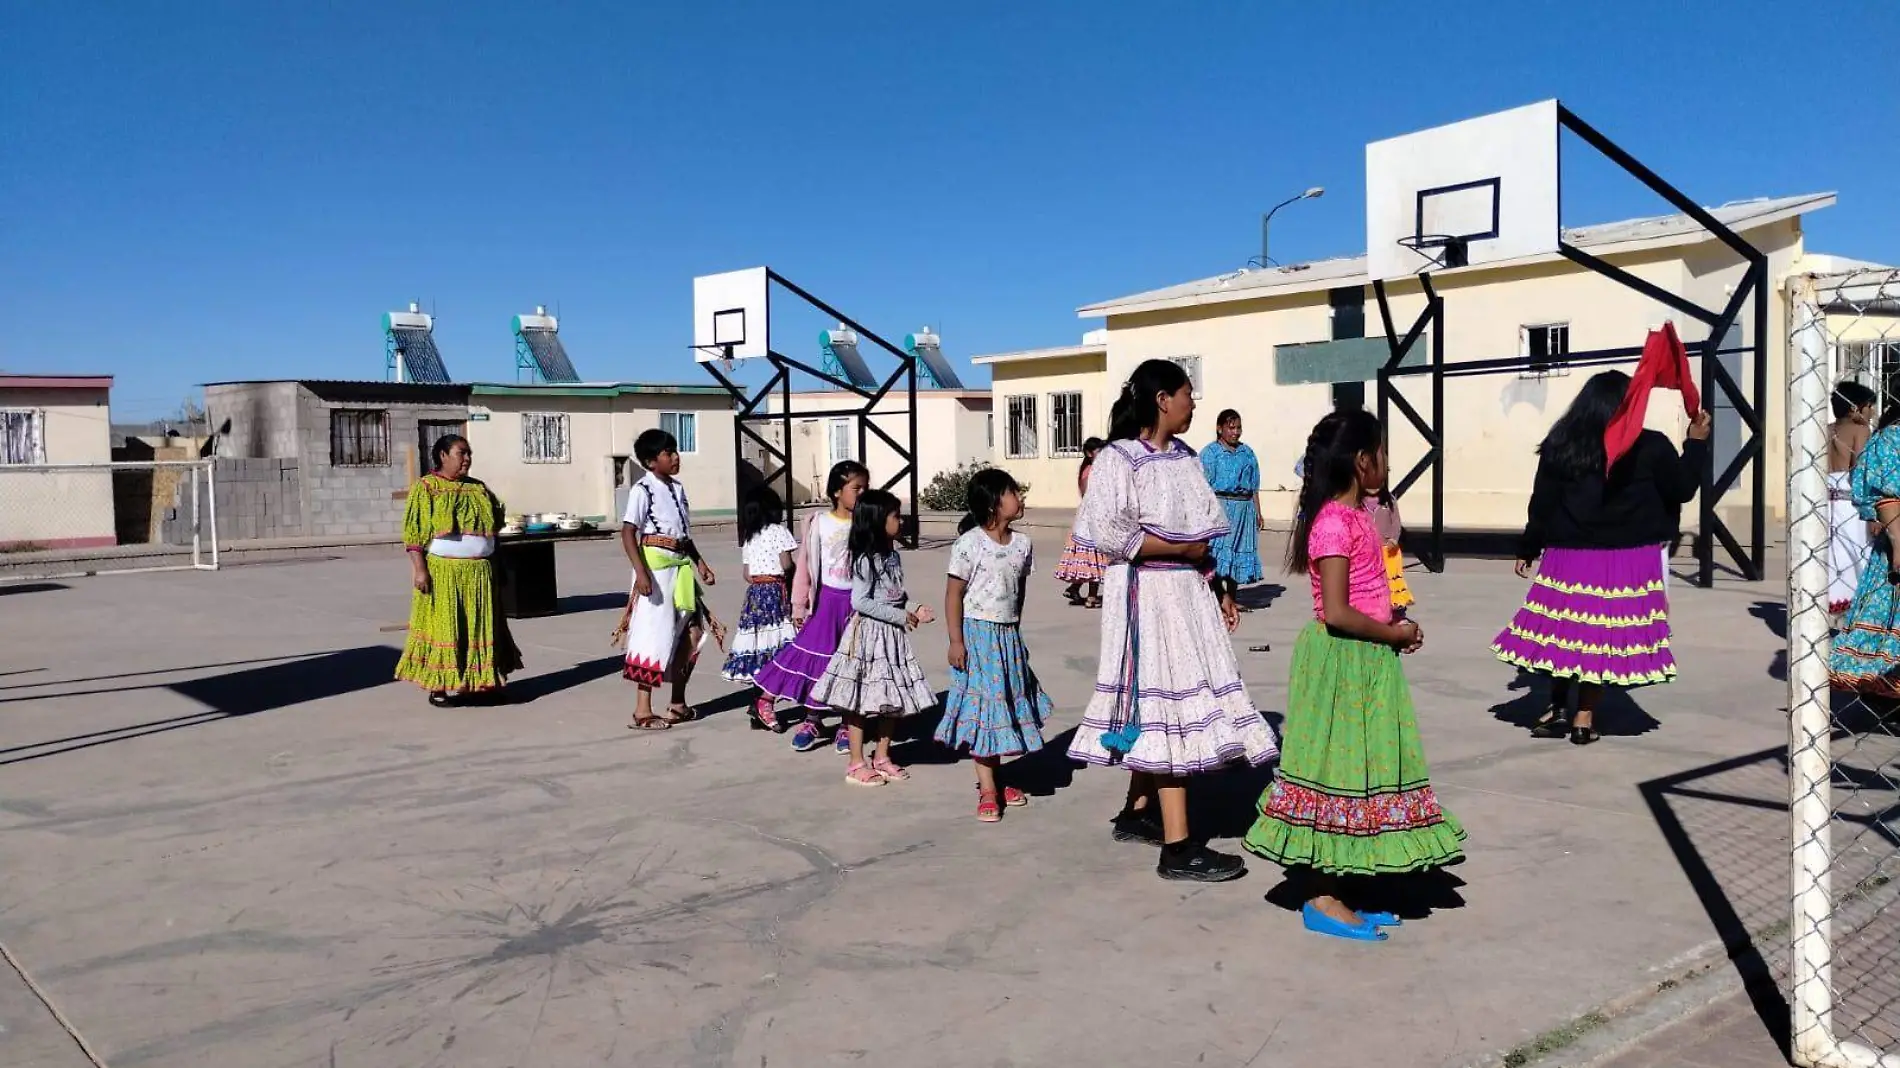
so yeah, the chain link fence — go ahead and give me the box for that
[1788,268,1900,1068]
[0,460,219,582]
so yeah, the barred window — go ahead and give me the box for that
[522,412,571,464]
[329,409,390,467]
[1522,322,1570,377]
[1050,391,1084,456]
[1,409,46,465]
[1006,395,1038,459]
[1168,355,1204,398]
[660,411,698,454]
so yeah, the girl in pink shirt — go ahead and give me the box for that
[1245,409,1464,942]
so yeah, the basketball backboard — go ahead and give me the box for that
[693,267,770,362]
[1365,100,1560,281]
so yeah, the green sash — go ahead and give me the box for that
[643,545,695,613]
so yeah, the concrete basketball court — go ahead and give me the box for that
[0,525,1800,1067]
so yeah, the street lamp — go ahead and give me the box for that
[1257,186,1325,267]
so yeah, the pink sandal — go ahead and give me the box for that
[870,757,909,782]
[844,762,887,787]
[1001,785,1028,807]
[975,788,1002,823]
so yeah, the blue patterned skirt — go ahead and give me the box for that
[936,619,1054,758]
[721,577,797,683]
[1211,496,1263,584]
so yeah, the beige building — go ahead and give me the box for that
[983,193,1842,528]
[972,333,1110,508]
[754,388,993,506]
[0,374,116,550]
[465,382,738,521]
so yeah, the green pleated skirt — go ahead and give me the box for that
[1244,623,1465,876]
[394,555,523,693]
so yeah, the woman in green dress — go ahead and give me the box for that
[395,434,522,705]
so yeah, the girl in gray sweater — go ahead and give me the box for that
[809,489,938,786]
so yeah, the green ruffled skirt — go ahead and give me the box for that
[395,555,523,693]
[1245,623,1465,875]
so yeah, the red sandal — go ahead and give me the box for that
[976,787,1002,823]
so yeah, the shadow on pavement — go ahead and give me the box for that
[0,582,69,597]
[1,646,402,766]
[1489,671,1661,736]
[1638,747,1795,1061]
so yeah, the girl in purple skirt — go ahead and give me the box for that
[753,461,870,752]
[1493,370,1711,744]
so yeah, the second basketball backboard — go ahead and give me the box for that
[1365,100,1560,281]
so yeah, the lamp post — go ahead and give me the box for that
[1258,186,1325,267]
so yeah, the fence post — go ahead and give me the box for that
[1786,274,1836,1067]
[206,459,219,570]
[190,462,202,569]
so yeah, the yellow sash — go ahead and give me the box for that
[1383,543,1414,609]
[643,545,696,614]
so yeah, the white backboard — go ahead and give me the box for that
[693,267,770,361]
[1366,100,1560,282]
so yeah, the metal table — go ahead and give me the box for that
[494,529,615,618]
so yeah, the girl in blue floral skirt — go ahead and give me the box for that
[938,468,1053,822]
[722,485,800,728]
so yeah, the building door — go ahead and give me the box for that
[417,420,466,476]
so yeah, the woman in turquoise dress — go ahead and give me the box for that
[1830,421,1900,696]
[1202,409,1265,585]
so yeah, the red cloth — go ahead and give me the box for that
[1605,321,1701,472]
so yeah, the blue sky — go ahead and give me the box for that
[5,1,1896,419]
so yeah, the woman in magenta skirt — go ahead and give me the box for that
[1493,370,1711,744]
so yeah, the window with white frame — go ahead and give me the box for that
[1005,395,1038,458]
[660,411,698,454]
[1168,355,1204,397]
[1050,391,1084,456]
[0,409,46,465]
[1521,323,1570,377]
[329,409,390,467]
[828,418,853,464]
[521,412,571,464]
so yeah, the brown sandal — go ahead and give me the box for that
[628,713,672,731]
[661,703,698,724]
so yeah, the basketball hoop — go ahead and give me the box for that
[1396,233,1471,272]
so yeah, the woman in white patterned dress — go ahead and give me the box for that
[1069,359,1279,882]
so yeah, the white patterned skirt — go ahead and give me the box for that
[1069,561,1279,775]
[809,614,937,717]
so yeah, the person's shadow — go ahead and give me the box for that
[1489,671,1660,736]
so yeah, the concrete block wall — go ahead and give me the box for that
[163,458,302,544]
[295,388,466,538]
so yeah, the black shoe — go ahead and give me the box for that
[1110,808,1164,845]
[1569,725,1600,746]
[1156,841,1246,882]
[1529,711,1570,739]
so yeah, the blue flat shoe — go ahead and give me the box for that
[1302,903,1387,941]
[1356,911,1402,928]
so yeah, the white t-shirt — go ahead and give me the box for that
[623,473,691,539]
[742,523,798,577]
[947,527,1034,624]
[815,512,852,589]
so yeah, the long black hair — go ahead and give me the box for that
[737,483,785,546]
[959,468,1022,534]
[848,488,902,568]
[1079,436,1107,470]
[826,459,870,508]
[1538,370,1631,481]
[1288,408,1384,573]
[430,433,470,472]
[1105,358,1191,442]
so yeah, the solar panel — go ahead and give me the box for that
[520,329,581,383]
[390,326,452,383]
[906,330,964,389]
